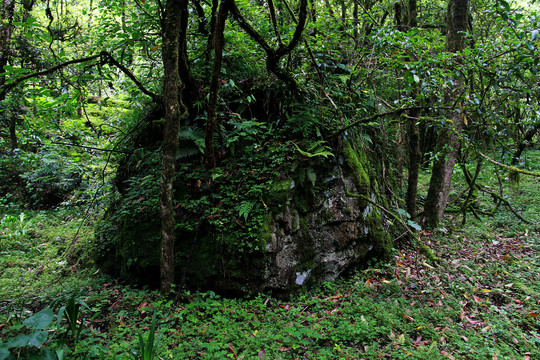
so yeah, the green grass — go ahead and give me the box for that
[0,152,538,359]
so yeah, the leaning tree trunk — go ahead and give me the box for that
[159,0,186,295]
[423,0,469,228]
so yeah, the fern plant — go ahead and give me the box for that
[291,140,334,159]
[237,200,256,221]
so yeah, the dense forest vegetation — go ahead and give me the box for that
[0,0,539,358]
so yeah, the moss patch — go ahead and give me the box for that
[343,141,370,196]
[257,213,273,248]
[363,205,392,259]
[265,179,294,207]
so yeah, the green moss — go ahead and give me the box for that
[364,208,392,258]
[257,213,273,248]
[291,210,300,233]
[343,142,370,196]
[299,216,309,235]
[265,179,294,207]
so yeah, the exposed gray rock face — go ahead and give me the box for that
[261,174,389,292]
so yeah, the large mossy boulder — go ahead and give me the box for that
[94,129,392,295]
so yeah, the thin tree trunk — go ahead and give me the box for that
[0,0,15,93]
[423,0,469,228]
[511,123,540,165]
[406,109,421,218]
[405,0,419,218]
[9,115,17,153]
[1,0,16,152]
[408,0,417,27]
[205,0,228,169]
[340,0,346,27]
[159,0,185,295]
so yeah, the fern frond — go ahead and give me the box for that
[176,146,201,159]
[292,141,334,159]
[237,200,255,221]
[306,167,317,186]
[178,127,206,152]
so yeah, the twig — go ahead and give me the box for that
[329,106,445,139]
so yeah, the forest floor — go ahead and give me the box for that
[0,151,539,359]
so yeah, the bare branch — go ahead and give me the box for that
[0,51,160,103]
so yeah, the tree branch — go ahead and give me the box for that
[329,106,442,139]
[0,51,161,103]
[102,52,161,102]
[227,0,305,91]
[479,152,540,177]
[0,53,103,99]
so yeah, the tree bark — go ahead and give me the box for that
[423,0,469,228]
[402,0,419,218]
[406,109,421,218]
[1,0,16,151]
[408,0,417,27]
[227,0,307,92]
[0,0,15,90]
[205,0,228,169]
[511,123,540,165]
[159,0,185,295]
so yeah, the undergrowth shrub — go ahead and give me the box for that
[21,148,86,208]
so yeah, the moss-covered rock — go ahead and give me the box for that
[94,134,393,295]
[343,141,370,196]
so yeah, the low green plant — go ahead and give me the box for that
[0,212,30,251]
[55,293,92,346]
[133,312,161,360]
[0,307,63,360]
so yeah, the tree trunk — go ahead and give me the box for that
[1,0,16,152]
[0,0,15,94]
[205,0,228,169]
[9,115,17,153]
[423,0,469,228]
[159,0,186,295]
[405,0,419,218]
[406,109,421,218]
[408,0,417,27]
[511,123,540,165]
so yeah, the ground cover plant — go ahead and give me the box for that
[1,150,538,359]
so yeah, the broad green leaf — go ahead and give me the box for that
[0,346,9,360]
[23,308,54,330]
[3,330,48,349]
[397,208,410,219]
[407,220,422,231]
[27,331,49,348]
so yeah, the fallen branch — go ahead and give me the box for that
[475,184,530,223]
